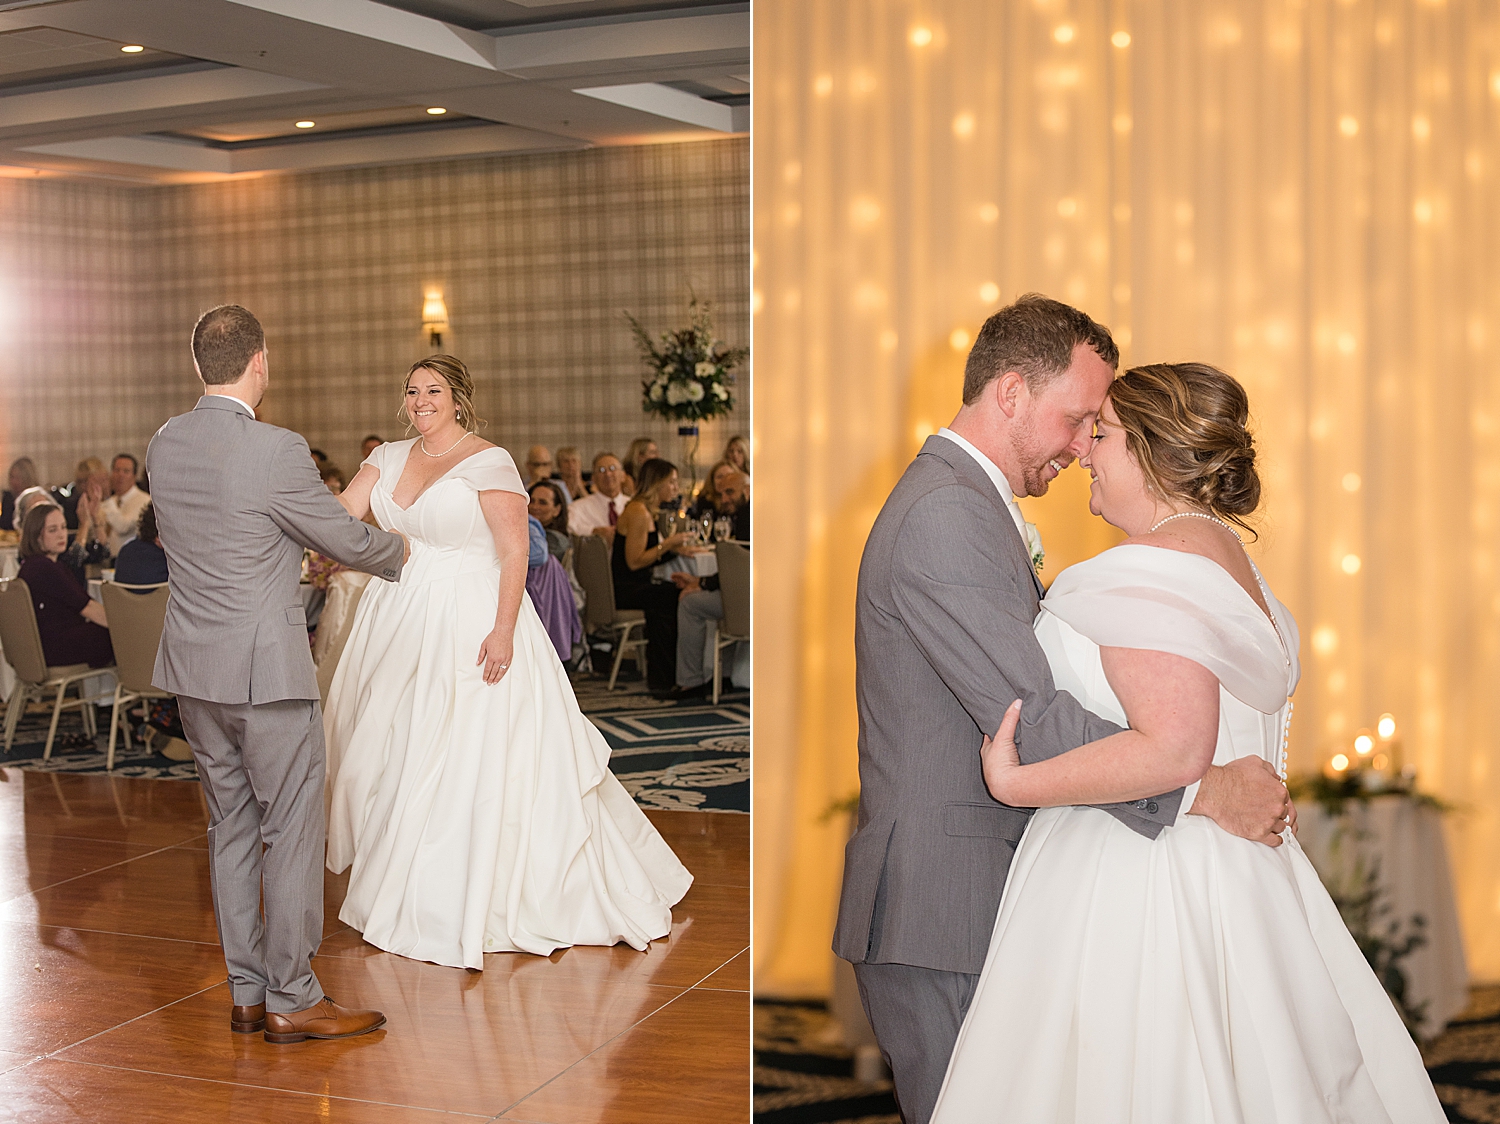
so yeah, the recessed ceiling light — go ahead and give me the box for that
[120,44,144,53]
[426,107,447,115]
[294,120,315,129]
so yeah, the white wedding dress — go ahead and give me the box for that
[323,440,693,969]
[931,545,1445,1123]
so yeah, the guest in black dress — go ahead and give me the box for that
[16,505,113,669]
[611,458,695,693]
[112,502,170,587]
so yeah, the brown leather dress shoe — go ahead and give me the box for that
[263,997,386,1044]
[231,1003,265,1034]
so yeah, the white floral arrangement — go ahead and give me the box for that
[626,298,748,422]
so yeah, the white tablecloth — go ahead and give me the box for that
[653,547,718,582]
[1294,794,1469,1040]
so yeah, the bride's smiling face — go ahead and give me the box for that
[1080,398,1148,523]
[405,369,456,435]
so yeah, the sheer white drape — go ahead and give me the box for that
[754,0,1500,994]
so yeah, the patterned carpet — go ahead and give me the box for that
[0,673,749,814]
[754,986,1500,1123]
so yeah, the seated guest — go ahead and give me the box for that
[621,437,658,496]
[556,446,588,499]
[526,512,582,664]
[25,484,107,585]
[360,434,384,460]
[723,433,750,475]
[567,453,630,544]
[52,457,106,530]
[524,444,555,487]
[528,480,570,560]
[321,465,345,494]
[1,456,38,531]
[14,486,56,529]
[109,507,190,760]
[93,453,150,558]
[113,503,169,586]
[669,468,749,698]
[612,458,694,693]
[688,460,733,519]
[527,515,549,568]
[16,504,114,669]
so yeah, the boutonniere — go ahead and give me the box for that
[1024,521,1045,571]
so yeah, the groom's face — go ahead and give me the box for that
[1009,343,1115,496]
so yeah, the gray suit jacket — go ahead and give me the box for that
[833,435,1185,975]
[146,395,405,705]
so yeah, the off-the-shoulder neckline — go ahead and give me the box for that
[1074,542,1285,650]
[386,439,507,511]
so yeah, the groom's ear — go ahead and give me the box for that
[994,370,1027,418]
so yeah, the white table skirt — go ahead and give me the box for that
[1293,794,1469,1040]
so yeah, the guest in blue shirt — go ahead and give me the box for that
[112,502,169,587]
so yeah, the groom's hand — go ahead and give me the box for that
[1188,757,1294,846]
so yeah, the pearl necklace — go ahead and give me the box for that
[1148,510,1242,542]
[419,430,470,458]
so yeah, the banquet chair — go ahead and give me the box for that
[574,535,647,690]
[100,581,172,771]
[0,577,112,760]
[711,542,750,705]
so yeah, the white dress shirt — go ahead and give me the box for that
[98,484,151,556]
[936,427,1029,544]
[567,490,628,536]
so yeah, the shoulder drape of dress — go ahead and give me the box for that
[1040,544,1298,714]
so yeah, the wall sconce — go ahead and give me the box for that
[422,289,449,348]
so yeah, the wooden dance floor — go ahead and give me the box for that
[0,768,748,1122]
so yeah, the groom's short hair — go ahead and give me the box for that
[962,293,1118,404]
[193,304,265,385]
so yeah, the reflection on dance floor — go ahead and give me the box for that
[0,768,748,1122]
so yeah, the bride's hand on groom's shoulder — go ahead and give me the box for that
[1189,757,1295,846]
[980,700,1024,802]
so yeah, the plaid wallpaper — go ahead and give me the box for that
[0,137,749,488]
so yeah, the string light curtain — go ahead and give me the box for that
[753,0,1500,996]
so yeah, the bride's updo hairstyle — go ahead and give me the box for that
[1107,362,1261,536]
[401,354,485,432]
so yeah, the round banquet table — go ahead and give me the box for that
[1292,793,1469,1041]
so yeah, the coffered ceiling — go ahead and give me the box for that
[0,0,748,183]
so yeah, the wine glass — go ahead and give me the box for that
[714,516,732,542]
[699,513,714,545]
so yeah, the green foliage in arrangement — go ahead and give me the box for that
[626,297,747,422]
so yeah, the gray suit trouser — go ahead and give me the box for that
[853,961,980,1124]
[675,589,723,688]
[177,696,327,1014]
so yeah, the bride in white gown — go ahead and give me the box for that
[931,364,1443,1123]
[323,356,692,970]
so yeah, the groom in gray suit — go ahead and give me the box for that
[148,305,408,1044]
[835,294,1295,1123]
